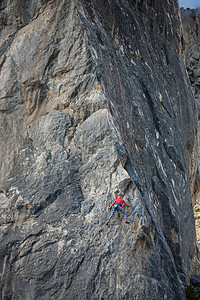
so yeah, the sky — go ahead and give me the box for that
[178,0,200,8]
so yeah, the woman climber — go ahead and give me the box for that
[106,194,132,225]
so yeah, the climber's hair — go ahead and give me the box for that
[118,193,123,198]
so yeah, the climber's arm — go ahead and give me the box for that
[108,200,116,209]
[124,200,132,207]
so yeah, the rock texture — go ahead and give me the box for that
[181,7,200,247]
[0,0,199,299]
[181,7,200,200]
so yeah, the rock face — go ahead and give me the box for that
[181,7,200,202]
[0,0,199,299]
[181,8,200,108]
[181,7,200,248]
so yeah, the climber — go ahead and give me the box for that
[106,194,132,225]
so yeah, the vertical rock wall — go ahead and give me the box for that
[0,0,199,299]
[181,7,200,203]
[181,7,200,249]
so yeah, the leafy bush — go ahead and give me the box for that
[186,285,200,299]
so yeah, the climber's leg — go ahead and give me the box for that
[118,207,128,222]
[106,207,117,224]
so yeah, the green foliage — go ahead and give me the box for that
[195,216,200,220]
[186,286,196,299]
[186,286,200,300]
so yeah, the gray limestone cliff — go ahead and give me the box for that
[181,7,200,203]
[0,0,199,299]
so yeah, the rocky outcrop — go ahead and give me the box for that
[181,8,200,103]
[181,8,200,202]
[181,8,200,248]
[0,0,199,299]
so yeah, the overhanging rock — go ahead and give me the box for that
[0,0,199,299]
